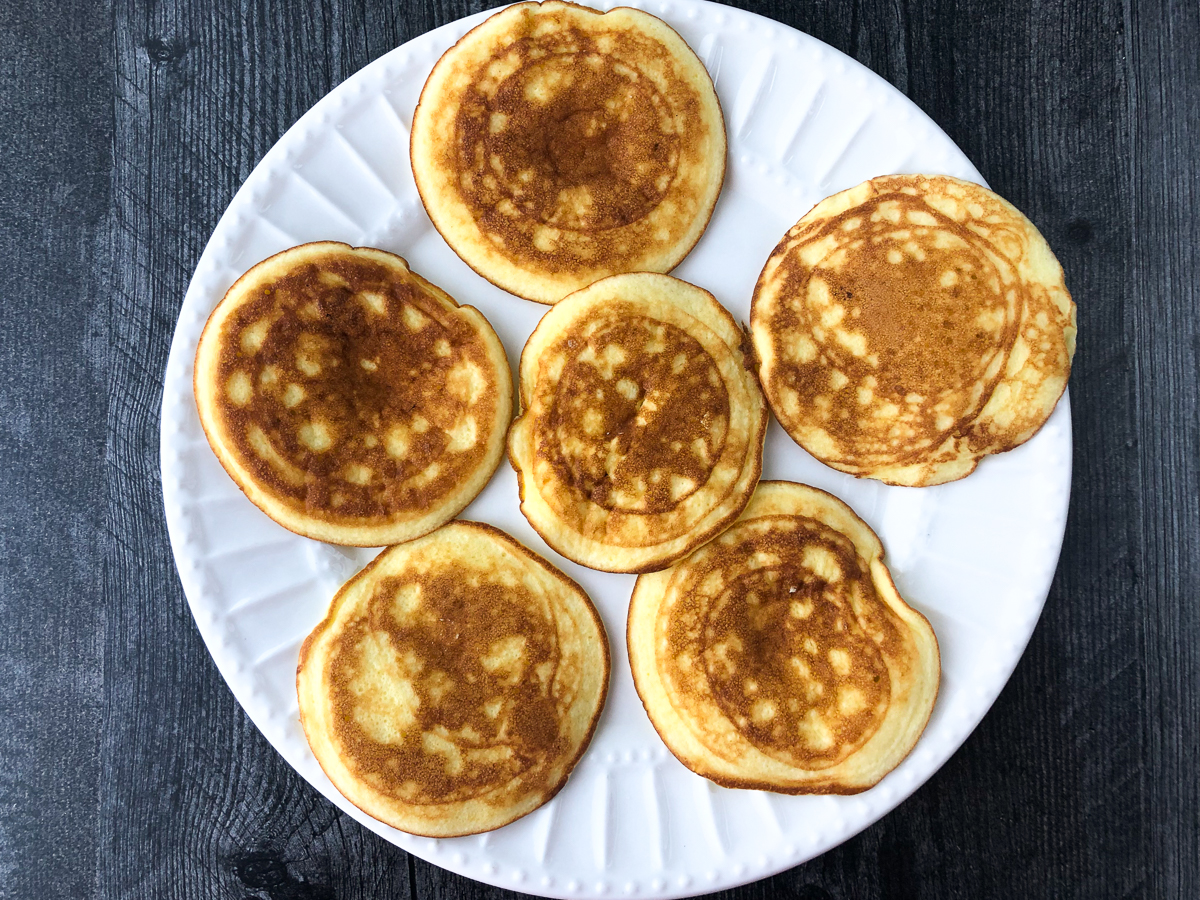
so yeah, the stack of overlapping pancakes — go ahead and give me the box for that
[508,273,767,573]
[297,522,609,837]
[410,0,726,304]
[752,174,1077,486]
[194,243,512,545]
[628,481,940,793]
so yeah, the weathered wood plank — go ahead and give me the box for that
[1125,0,1200,896]
[0,2,111,898]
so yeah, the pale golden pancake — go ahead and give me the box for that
[508,273,767,573]
[297,521,609,837]
[628,481,939,793]
[410,1,726,304]
[194,242,513,546]
[751,174,1077,486]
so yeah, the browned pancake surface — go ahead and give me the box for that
[751,175,1076,486]
[665,515,897,770]
[328,569,562,804]
[628,482,940,793]
[411,1,726,304]
[539,311,729,514]
[462,37,679,233]
[297,522,609,836]
[508,273,766,573]
[195,243,512,545]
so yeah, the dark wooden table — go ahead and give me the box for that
[2,1,1197,897]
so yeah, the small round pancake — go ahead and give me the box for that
[194,242,513,546]
[297,521,609,837]
[628,482,939,794]
[410,1,726,305]
[751,174,1077,486]
[508,273,767,573]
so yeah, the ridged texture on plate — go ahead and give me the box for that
[751,174,1077,486]
[508,272,767,573]
[297,522,610,837]
[194,242,513,545]
[628,481,939,793]
[410,0,726,304]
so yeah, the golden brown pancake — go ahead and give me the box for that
[410,1,726,305]
[194,242,513,546]
[297,521,609,837]
[628,481,939,794]
[508,273,767,573]
[751,174,1077,486]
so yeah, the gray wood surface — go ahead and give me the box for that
[1,0,1197,897]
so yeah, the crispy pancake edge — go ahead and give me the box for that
[193,241,514,546]
[627,481,941,793]
[296,521,611,836]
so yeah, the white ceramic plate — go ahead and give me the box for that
[160,2,1072,896]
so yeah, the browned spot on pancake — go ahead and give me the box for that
[328,571,567,805]
[457,39,681,243]
[664,515,899,769]
[537,310,728,513]
[213,255,498,519]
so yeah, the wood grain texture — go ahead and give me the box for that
[1125,1,1200,896]
[0,0,1195,898]
[0,2,110,898]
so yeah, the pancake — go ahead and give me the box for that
[751,174,1077,486]
[297,521,609,837]
[508,273,767,573]
[410,1,726,305]
[194,242,513,546]
[628,481,939,794]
